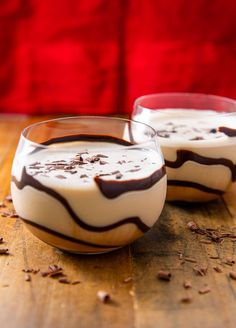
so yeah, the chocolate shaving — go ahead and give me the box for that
[99,160,108,165]
[58,277,70,284]
[1,209,19,218]
[71,280,81,285]
[180,295,193,303]
[80,174,88,178]
[183,280,192,289]
[213,266,223,273]
[55,175,67,179]
[157,270,172,281]
[187,221,229,243]
[41,264,63,278]
[24,274,31,282]
[229,271,236,280]
[193,265,208,276]
[96,154,109,158]
[0,248,9,255]
[22,268,39,274]
[198,286,211,294]
[115,173,123,179]
[97,290,111,303]
[209,255,219,259]
[190,136,204,141]
[5,195,12,202]
[224,258,235,266]
[111,170,120,175]
[126,168,141,173]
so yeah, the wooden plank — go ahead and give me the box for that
[1,114,236,328]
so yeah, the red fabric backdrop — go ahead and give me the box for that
[0,0,236,115]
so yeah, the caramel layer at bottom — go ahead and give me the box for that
[23,220,121,254]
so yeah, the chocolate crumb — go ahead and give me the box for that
[5,195,12,202]
[80,174,88,179]
[157,270,172,281]
[198,286,211,295]
[0,237,4,244]
[22,268,39,274]
[55,175,67,179]
[71,280,81,285]
[209,255,219,260]
[210,128,217,133]
[58,277,70,284]
[99,160,108,165]
[97,290,111,303]
[96,154,109,158]
[183,280,192,289]
[190,136,204,141]
[41,264,63,277]
[115,173,123,179]
[213,266,223,273]
[111,170,120,175]
[193,265,208,276]
[0,202,6,208]
[180,295,192,303]
[224,258,235,266]
[0,248,9,255]
[229,271,236,280]
[187,221,199,231]
[24,274,31,282]
[9,211,19,218]
[127,168,141,173]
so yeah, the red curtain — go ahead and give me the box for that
[0,0,236,115]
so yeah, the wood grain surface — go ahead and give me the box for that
[1,114,236,328]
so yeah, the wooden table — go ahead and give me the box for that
[1,114,236,328]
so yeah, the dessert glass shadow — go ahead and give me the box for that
[11,116,167,254]
[132,93,236,202]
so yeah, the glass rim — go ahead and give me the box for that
[21,115,158,150]
[134,92,236,116]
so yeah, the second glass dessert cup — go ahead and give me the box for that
[133,92,236,202]
[11,116,167,254]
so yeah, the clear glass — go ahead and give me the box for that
[11,116,167,254]
[133,92,236,202]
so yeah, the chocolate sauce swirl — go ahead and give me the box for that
[95,166,166,198]
[165,150,236,182]
[168,180,224,195]
[11,167,156,233]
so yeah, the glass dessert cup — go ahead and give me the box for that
[132,93,236,202]
[11,116,167,254]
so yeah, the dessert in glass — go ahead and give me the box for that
[132,93,236,202]
[11,116,167,254]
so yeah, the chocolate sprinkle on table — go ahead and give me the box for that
[157,270,172,281]
[229,271,236,280]
[0,248,9,255]
[97,290,111,303]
